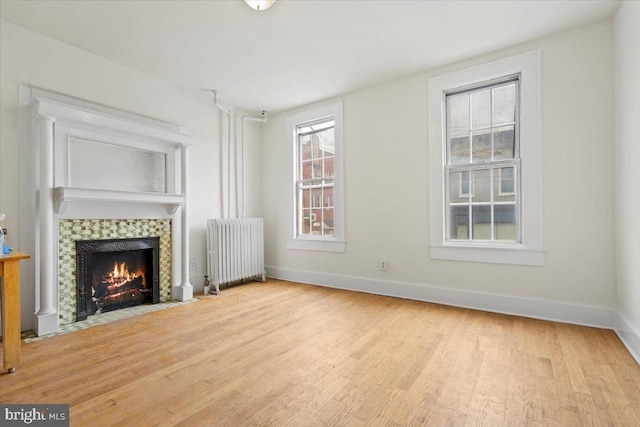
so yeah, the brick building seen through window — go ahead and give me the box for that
[297,120,335,236]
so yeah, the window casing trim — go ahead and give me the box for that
[428,51,543,266]
[286,102,345,253]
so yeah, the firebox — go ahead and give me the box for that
[75,237,160,321]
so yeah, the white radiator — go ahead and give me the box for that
[206,218,266,294]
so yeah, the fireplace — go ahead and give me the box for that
[22,89,192,336]
[76,237,160,321]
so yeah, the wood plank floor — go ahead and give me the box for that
[2,279,639,426]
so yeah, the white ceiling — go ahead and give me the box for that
[0,0,619,113]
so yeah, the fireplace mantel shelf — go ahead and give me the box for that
[53,187,185,215]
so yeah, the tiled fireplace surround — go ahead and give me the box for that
[57,219,172,325]
[20,87,193,336]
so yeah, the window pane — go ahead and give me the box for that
[301,188,311,209]
[322,208,334,236]
[311,136,320,161]
[450,170,471,202]
[317,128,335,158]
[300,209,311,235]
[300,134,312,161]
[493,125,515,160]
[311,188,322,208]
[449,205,469,240]
[450,135,470,165]
[497,166,516,198]
[472,205,491,240]
[312,160,323,178]
[494,205,516,241]
[448,93,469,133]
[309,131,321,177]
[471,89,491,129]
[472,169,491,203]
[301,161,312,180]
[472,130,491,162]
[460,171,471,196]
[324,187,334,207]
[324,155,335,178]
[493,84,516,125]
[310,209,322,235]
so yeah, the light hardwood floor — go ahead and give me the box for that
[1,279,639,426]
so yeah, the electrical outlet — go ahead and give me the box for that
[379,260,388,271]
[189,258,196,271]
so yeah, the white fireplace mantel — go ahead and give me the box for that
[53,187,185,215]
[19,86,194,336]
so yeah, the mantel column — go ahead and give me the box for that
[34,114,59,336]
[176,145,193,301]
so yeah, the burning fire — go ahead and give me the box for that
[105,262,145,288]
[112,262,134,281]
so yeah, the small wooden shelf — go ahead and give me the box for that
[53,187,185,215]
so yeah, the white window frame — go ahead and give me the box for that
[286,102,345,252]
[428,51,543,266]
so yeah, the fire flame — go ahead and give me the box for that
[106,262,145,288]
[112,262,134,281]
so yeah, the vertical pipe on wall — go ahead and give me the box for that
[212,91,267,219]
[228,111,234,218]
[240,112,267,218]
[212,90,232,218]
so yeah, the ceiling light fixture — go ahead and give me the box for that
[244,0,276,11]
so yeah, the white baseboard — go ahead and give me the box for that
[265,266,617,330]
[615,313,640,365]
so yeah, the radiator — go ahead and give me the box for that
[206,218,266,294]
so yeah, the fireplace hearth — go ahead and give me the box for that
[76,237,160,321]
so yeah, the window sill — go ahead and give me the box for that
[287,238,346,253]
[430,244,543,266]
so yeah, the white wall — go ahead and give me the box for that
[262,20,616,315]
[614,2,640,340]
[0,20,262,330]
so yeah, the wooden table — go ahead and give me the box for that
[1,251,29,373]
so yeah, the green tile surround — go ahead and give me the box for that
[58,219,172,325]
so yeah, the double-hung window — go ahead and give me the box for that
[446,77,520,243]
[286,102,345,252]
[297,119,335,237]
[428,51,543,265]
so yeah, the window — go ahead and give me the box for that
[286,102,345,252]
[446,77,520,243]
[428,51,543,265]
